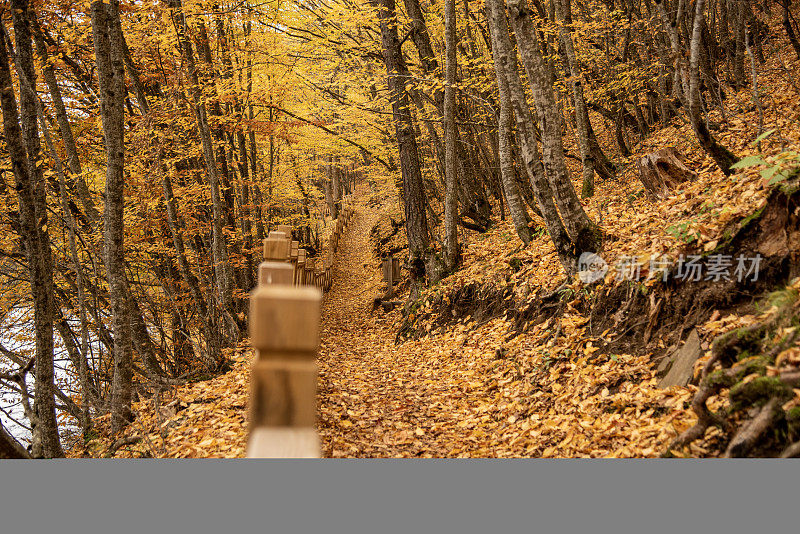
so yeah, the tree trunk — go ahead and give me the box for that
[784,1,800,60]
[376,0,441,283]
[443,0,460,270]
[485,0,577,274]
[167,0,237,341]
[555,0,595,198]
[496,72,532,245]
[689,0,738,174]
[636,147,697,197]
[1,8,63,457]
[91,0,133,434]
[30,16,100,226]
[506,0,598,252]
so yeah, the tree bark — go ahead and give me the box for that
[443,0,460,270]
[376,0,441,283]
[506,0,598,253]
[0,16,63,457]
[485,0,577,274]
[167,0,238,341]
[688,0,738,174]
[30,16,100,226]
[1,10,63,457]
[555,0,595,198]
[91,0,133,433]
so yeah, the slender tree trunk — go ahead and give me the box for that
[443,0,460,270]
[30,16,100,226]
[39,101,99,429]
[167,0,237,341]
[555,0,595,198]
[689,0,738,174]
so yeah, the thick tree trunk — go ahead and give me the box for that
[91,0,133,434]
[496,75,532,245]
[376,0,442,283]
[485,0,577,274]
[1,420,31,459]
[636,147,697,197]
[506,0,598,252]
[2,8,63,458]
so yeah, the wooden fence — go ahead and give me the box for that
[247,198,354,458]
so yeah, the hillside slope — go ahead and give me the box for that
[72,25,800,459]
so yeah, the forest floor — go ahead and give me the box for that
[75,35,800,458]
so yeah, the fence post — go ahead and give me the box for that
[259,262,294,286]
[382,255,394,299]
[296,249,306,285]
[305,257,315,286]
[276,224,293,237]
[247,285,321,458]
[263,234,290,262]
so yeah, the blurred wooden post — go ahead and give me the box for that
[315,257,324,290]
[305,257,315,286]
[247,285,321,458]
[289,240,299,281]
[276,224,293,238]
[263,235,290,262]
[296,249,306,285]
[259,262,294,286]
[323,253,332,291]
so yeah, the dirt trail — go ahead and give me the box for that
[317,202,507,457]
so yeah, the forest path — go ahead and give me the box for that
[317,201,501,457]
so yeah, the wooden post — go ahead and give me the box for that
[305,257,315,286]
[382,256,394,299]
[258,262,294,287]
[289,240,299,282]
[392,256,401,282]
[276,224,293,237]
[323,254,332,291]
[263,236,290,262]
[315,258,324,290]
[296,249,306,285]
[247,285,321,458]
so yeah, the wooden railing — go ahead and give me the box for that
[246,198,354,458]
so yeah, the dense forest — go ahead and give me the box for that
[2,0,800,458]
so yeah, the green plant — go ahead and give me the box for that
[730,130,800,186]
[666,219,698,243]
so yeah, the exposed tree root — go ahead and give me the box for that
[664,284,800,457]
[723,398,781,457]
